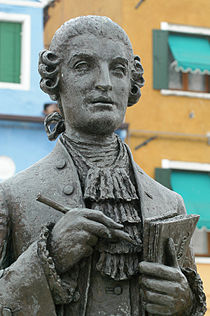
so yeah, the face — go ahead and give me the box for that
[59,34,131,136]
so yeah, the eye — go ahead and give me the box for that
[112,64,127,77]
[74,61,90,72]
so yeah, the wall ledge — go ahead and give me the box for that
[195,257,210,264]
[161,89,210,99]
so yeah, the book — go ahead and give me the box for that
[143,214,199,267]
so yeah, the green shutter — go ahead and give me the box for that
[153,29,169,90]
[155,168,172,189]
[0,22,21,83]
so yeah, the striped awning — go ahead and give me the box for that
[168,34,210,74]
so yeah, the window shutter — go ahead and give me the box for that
[155,168,172,189]
[0,22,21,83]
[153,29,169,90]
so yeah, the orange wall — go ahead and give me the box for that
[45,0,210,176]
[44,0,122,48]
[123,0,210,177]
[197,264,210,315]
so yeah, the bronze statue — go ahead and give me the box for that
[0,16,206,315]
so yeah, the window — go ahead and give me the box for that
[0,21,21,83]
[191,229,210,257]
[153,23,210,97]
[155,160,210,257]
[0,13,30,90]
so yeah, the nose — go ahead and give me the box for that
[95,63,112,91]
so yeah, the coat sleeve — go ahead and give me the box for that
[176,193,197,270]
[0,185,57,316]
[0,185,10,270]
[176,193,207,316]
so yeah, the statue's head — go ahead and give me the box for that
[39,16,144,139]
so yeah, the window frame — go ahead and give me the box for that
[159,159,210,262]
[0,12,31,90]
[153,22,210,99]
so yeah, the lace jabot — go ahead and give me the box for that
[61,134,143,281]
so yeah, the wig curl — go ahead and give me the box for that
[38,50,61,102]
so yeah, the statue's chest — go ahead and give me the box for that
[11,203,63,258]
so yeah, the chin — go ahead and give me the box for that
[76,114,123,136]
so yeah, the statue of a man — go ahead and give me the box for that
[0,16,206,316]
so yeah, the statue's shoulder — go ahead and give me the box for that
[126,145,184,218]
[125,144,178,201]
[133,161,186,218]
[136,160,181,198]
[0,140,73,192]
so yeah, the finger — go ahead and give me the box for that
[110,229,136,245]
[144,290,174,308]
[166,238,179,268]
[139,262,182,281]
[81,218,113,239]
[145,303,173,315]
[139,276,180,296]
[82,209,123,229]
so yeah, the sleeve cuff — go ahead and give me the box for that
[182,267,207,316]
[37,224,80,305]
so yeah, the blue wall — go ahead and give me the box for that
[0,3,51,116]
[0,120,55,173]
[0,3,55,177]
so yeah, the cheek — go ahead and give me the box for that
[114,78,130,95]
[115,85,130,103]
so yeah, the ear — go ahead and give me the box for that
[127,55,144,107]
[127,80,141,107]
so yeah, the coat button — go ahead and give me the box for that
[114,286,122,295]
[2,308,12,316]
[56,159,66,169]
[63,184,74,195]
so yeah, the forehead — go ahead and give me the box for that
[65,34,130,63]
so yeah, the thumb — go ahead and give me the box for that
[166,238,179,268]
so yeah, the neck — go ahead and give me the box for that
[64,125,116,145]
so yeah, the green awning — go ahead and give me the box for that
[171,170,210,230]
[168,34,210,74]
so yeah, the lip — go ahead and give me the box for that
[91,96,114,105]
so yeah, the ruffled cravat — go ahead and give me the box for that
[84,167,138,201]
[61,134,143,281]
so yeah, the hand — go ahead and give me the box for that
[139,238,193,315]
[50,208,132,273]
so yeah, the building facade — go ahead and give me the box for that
[0,0,55,179]
[44,0,210,312]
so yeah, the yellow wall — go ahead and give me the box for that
[197,264,210,315]
[44,0,123,48]
[45,0,210,176]
[123,0,210,177]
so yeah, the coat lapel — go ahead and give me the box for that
[127,146,178,223]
